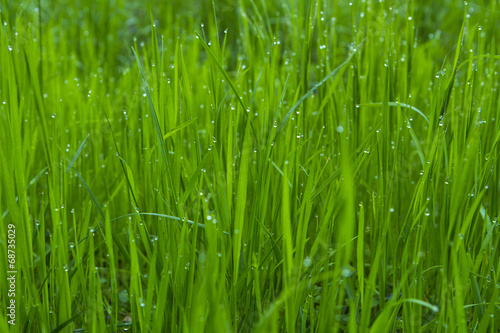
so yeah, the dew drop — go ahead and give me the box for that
[303,257,312,267]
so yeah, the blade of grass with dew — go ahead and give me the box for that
[272,50,356,145]
[132,46,169,171]
[357,102,429,124]
[70,166,130,262]
[66,134,90,173]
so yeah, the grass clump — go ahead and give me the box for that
[1,0,500,332]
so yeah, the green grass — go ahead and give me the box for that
[1,0,500,332]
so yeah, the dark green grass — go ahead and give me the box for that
[1,0,500,332]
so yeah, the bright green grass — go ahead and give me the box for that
[1,0,500,332]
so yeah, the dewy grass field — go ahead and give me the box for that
[0,0,500,332]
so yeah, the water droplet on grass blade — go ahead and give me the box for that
[341,266,353,277]
[303,257,312,267]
